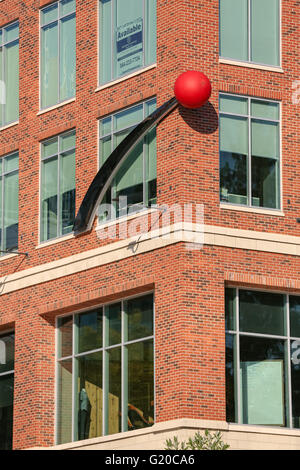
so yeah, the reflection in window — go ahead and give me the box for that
[225,289,300,428]
[98,99,157,222]
[0,22,19,127]
[56,293,154,444]
[99,0,156,84]
[0,332,14,450]
[40,0,76,109]
[220,94,280,210]
[40,131,76,242]
[0,153,19,255]
[219,0,280,66]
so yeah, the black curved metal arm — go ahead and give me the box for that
[73,96,179,235]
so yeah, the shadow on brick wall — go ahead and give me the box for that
[178,101,218,134]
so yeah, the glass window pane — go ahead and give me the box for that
[60,14,76,102]
[127,339,154,431]
[251,100,279,120]
[239,290,285,336]
[41,22,59,108]
[100,136,112,165]
[0,47,3,127]
[75,352,103,441]
[251,0,279,66]
[115,104,143,131]
[60,131,75,152]
[127,294,153,342]
[251,120,279,159]
[100,0,112,84]
[4,171,18,251]
[251,155,279,209]
[0,333,14,374]
[41,3,58,26]
[145,0,156,65]
[41,157,58,241]
[42,138,58,159]
[115,0,144,78]
[225,333,237,423]
[290,297,300,338]
[0,177,2,250]
[106,303,121,346]
[220,95,248,115]
[76,309,102,354]
[107,347,121,435]
[291,339,300,428]
[61,0,76,16]
[0,374,14,450]
[225,288,236,331]
[115,140,144,213]
[219,0,248,61]
[60,150,75,235]
[101,117,112,137]
[240,336,286,426]
[220,115,248,155]
[4,40,19,124]
[57,359,73,445]
[4,153,18,173]
[4,23,19,43]
[57,316,73,358]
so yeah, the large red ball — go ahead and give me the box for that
[174,71,212,109]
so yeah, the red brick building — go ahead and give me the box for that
[0,0,300,450]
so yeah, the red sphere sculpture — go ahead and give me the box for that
[174,71,212,109]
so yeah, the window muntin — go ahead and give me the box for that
[0,152,19,254]
[99,98,156,222]
[226,288,300,429]
[0,22,19,127]
[56,293,154,444]
[220,94,280,210]
[40,0,76,109]
[0,332,14,450]
[219,0,280,67]
[40,130,76,242]
[99,0,157,84]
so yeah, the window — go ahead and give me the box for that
[40,130,76,242]
[219,0,280,66]
[0,22,19,127]
[226,288,300,428]
[56,293,154,445]
[0,332,14,450]
[0,152,19,254]
[99,0,156,84]
[40,0,76,109]
[99,98,156,221]
[220,94,280,210]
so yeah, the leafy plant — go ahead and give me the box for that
[165,429,230,451]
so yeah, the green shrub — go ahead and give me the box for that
[165,429,230,450]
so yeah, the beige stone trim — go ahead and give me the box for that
[1,224,300,295]
[27,418,300,450]
[219,58,284,73]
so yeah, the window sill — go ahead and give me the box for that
[219,58,284,73]
[0,121,19,132]
[96,207,158,232]
[96,64,157,92]
[36,232,75,249]
[0,252,19,261]
[37,97,76,116]
[220,203,285,217]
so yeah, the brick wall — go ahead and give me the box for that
[0,0,299,449]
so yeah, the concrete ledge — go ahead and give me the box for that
[28,419,300,450]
